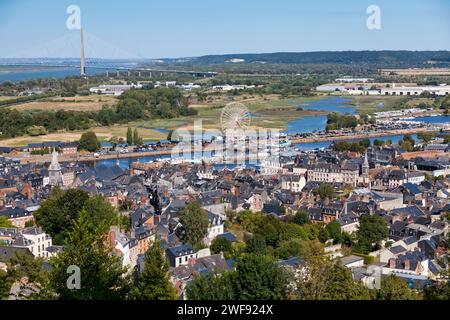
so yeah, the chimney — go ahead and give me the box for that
[140,195,147,207]
[234,185,240,196]
[389,258,396,269]
[404,259,411,270]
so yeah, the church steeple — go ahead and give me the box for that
[49,148,63,186]
[362,151,369,177]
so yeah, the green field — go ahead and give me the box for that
[139,96,324,132]
[345,95,434,116]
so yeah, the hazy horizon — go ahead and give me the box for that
[1,50,450,63]
[1,0,449,59]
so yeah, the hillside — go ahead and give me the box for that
[188,51,450,67]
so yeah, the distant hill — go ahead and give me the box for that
[187,51,450,67]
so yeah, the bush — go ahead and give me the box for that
[210,237,232,255]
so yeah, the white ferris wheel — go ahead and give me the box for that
[220,102,252,133]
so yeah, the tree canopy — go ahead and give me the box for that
[130,239,177,300]
[0,216,13,228]
[78,131,100,152]
[178,202,209,246]
[296,257,371,300]
[314,184,335,199]
[34,188,119,245]
[48,210,131,300]
[188,254,289,300]
[376,275,421,300]
[292,210,310,225]
[355,214,388,254]
[210,237,232,255]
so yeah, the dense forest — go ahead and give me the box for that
[0,88,196,139]
[188,51,450,67]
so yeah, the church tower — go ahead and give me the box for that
[361,151,370,187]
[362,151,369,177]
[49,148,63,187]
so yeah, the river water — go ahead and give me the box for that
[284,97,354,135]
[94,96,448,169]
[0,67,108,83]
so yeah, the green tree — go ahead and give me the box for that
[188,254,288,300]
[293,210,310,225]
[356,214,388,254]
[234,254,289,300]
[399,134,415,152]
[34,188,89,244]
[318,227,330,243]
[133,128,143,145]
[188,271,236,300]
[78,131,100,152]
[280,223,308,241]
[245,234,267,255]
[48,210,131,300]
[82,195,120,233]
[326,220,343,244]
[261,223,278,246]
[236,210,263,233]
[376,275,421,300]
[424,276,450,300]
[314,184,335,199]
[296,257,371,300]
[178,203,209,246]
[275,239,324,260]
[126,127,133,145]
[417,131,436,144]
[210,237,232,255]
[119,214,131,233]
[5,251,51,299]
[131,239,177,300]
[167,130,174,142]
[0,269,11,300]
[34,189,118,245]
[0,216,13,228]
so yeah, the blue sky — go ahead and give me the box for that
[0,0,449,59]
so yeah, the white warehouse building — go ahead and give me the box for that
[380,84,450,96]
